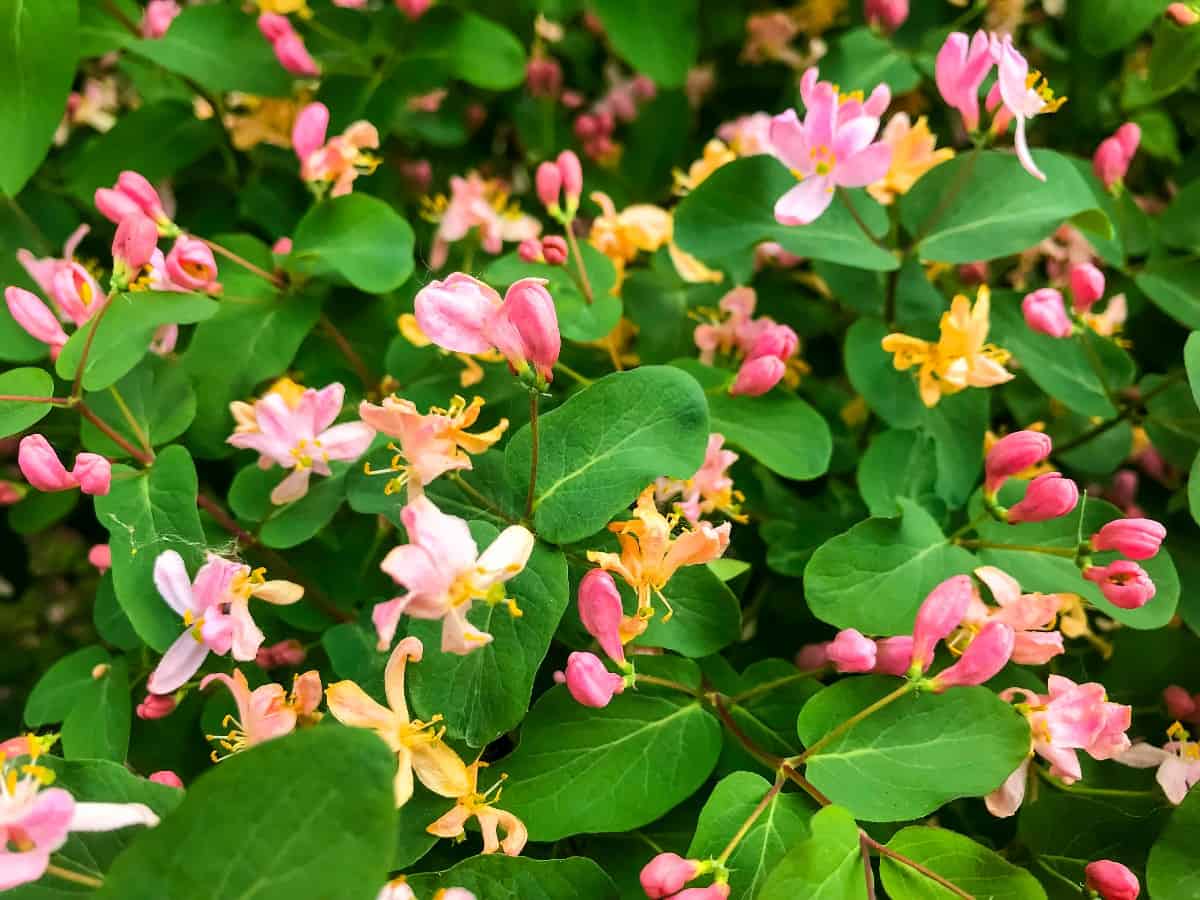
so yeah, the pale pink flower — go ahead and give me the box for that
[935,31,993,132]
[228,381,374,504]
[200,668,322,758]
[374,495,534,653]
[164,236,221,294]
[429,172,540,268]
[140,0,179,37]
[968,567,1063,665]
[655,433,741,524]
[1118,726,1200,805]
[989,35,1065,181]
[717,113,778,156]
[1022,288,1073,338]
[292,102,380,197]
[1082,560,1156,609]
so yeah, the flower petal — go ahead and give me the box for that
[147,628,209,694]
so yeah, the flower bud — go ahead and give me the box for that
[1092,137,1128,189]
[1163,685,1198,721]
[557,150,583,203]
[256,639,306,669]
[1168,2,1200,25]
[165,236,220,293]
[1083,560,1156,609]
[293,102,330,162]
[526,57,563,98]
[928,621,1014,692]
[1085,860,1140,900]
[148,770,184,788]
[640,852,701,898]
[141,0,180,38]
[730,356,786,397]
[579,569,627,665]
[272,237,293,255]
[985,430,1053,494]
[72,453,112,496]
[558,652,625,708]
[574,113,600,140]
[376,879,416,900]
[1090,517,1166,560]
[496,277,561,383]
[541,235,568,266]
[116,171,169,223]
[1006,472,1079,524]
[4,286,68,351]
[88,543,112,573]
[873,635,914,676]
[866,0,909,32]
[1115,122,1141,158]
[94,187,145,225]
[1069,263,1106,313]
[0,481,26,506]
[910,575,973,672]
[535,161,563,210]
[749,323,799,362]
[113,213,159,276]
[136,693,177,720]
[1021,288,1073,338]
[518,238,542,263]
[958,261,989,284]
[396,0,432,21]
[18,435,78,492]
[795,642,829,671]
[670,886,730,900]
[826,628,877,673]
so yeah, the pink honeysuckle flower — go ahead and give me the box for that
[873,636,915,676]
[578,569,627,666]
[984,430,1052,494]
[555,651,626,708]
[256,639,307,669]
[71,453,112,496]
[693,287,759,364]
[1089,517,1166,560]
[1118,723,1200,805]
[146,550,303,694]
[374,495,534,653]
[968,566,1063,665]
[1082,560,1156,609]
[526,56,563,98]
[1069,262,1106,312]
[770,68,892,225]
[291,102,380,197]
[164,236,221,294]
[258,13,320,77]
[426,760,528,857]
[717,112,778,157]
[1005,471,1078,524]
[655,433,743,524]
[17,435,110,496]
[935,30,993,132]
[729,356,786,397]
[1085,860,1141,900]
[414,273,560,386]
[1022,288,1073,338]
[826,628,877,673]
[3,287,68,357]
[989,34,1065,181]
[866,0,908,33]
[926,621,1014,692]
[987,675,1131,817]
[96,171,175,235]
[0,738,159,891]
[148,771,183,789]
[88,543,112,573]
[428,171,541,269]
[326,637,471,807]
[227,381,374,504]
[641,852,704,898]
[140,0,179,38]
[136,693,177,720]
[795,642,829,671]
[909,575,974,672]
[377,879,417,900]
[17,225,102,329]
[1092,123,1141,190]
[200,668,323,759]
[396,0,432,20]
[1164,685,1200,724]
[111,213,159,288]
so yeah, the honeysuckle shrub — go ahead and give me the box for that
[5,0,1200,898]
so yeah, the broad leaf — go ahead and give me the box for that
[589,0,697,88]
[61,657,130,763]
[638,563,742,657]
[290,194,415,294]
[880,827,1047,900]
[845,318,925,430]
[1136,261,1200,330]
[407,856,619,900]
[81,357,196,457]
[1147,786,1200,900]
[25,646,111,727]
[757,806,866,900]
[0,367,56,438]
[1076,0,1163,55]
[819,27,920,93]
[408,8,527,91]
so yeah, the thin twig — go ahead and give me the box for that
[635,673,702,698]
[0,395,71,405]
[78,403,154,465]
[796,682,913,763]
[525,392,540,520]
[200,237,284,288]
[861,833,974,899]
[861,834,878,900]
[320,314,375,393]
[710,694,783,770]
[716,771,786,864]
[837,189,889,251]
[45,863,103,888]
[729,671,812,705]
[563,227,594,304]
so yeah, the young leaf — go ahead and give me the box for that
[757,805,867,900]
[0,367,56,438]
[290,194,415,294]
[24,646,111,727]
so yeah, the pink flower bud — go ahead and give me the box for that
[112,214,158,272]
[165,236,220,293]
[396,0,432,20]
[866,0,909,32]
[985,430,1052,494]
[72,453,112,496]
[496,277,561,382]
[148,770,184,788]
[640,852,701,898]
[1021,288,1073,338]
[749,323,799,362]
[292,102,330,162]
[1115,123,1141,159]
[826,628,877,673]
[578,569,626,665]
[116,171,168,223]
[1163,685,1198,721]
[795,642,829,670]
[272,237,293,255]
[0,482,25,506]
[141,0,180,38]
[18,435,78,492]
[4,286,68,351]
[1090,517,1166,560]
[274,31,321,77]
[873,635,914,676]
[1006,472,1079,524]
[1085,860,1140,900]
[557,150,583,201]
[535,161,562,209]
[256,639,307,669]
[1069,263,1106,312]
[670,886,730,900]
[526,57,563,98]
[94,187,145,225]
[518,238,542,263]
[136,693,177,720]
[1093,137,1128,189]
[929,621,1014,692]
[910,575,973,672]
[558,652,625,708]
[729,356,786,397]
[399,158,433,194]
[256,12,290,41]
[1083,560,1157,609]
[541,235,568,266]
[88,544,112,573]
[574,114,600,140]
[958,261,989,284]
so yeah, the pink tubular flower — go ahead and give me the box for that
[671,886,730,900]
[557,652,625,708]
[374,495,534,653]
[729,356,786,396]
[111,213,158,278]
[770,68,892,225]
[414,273,560,386]
[935,31,993,132]
[1006,472,1078,524]
[1083,560,1156,609]
[96,172,172,233]
[396,0,432,19]
[258,14,320,77]
[826,629,877,673]
[640,852,702,898]
[88,543,112,573]
[4,287,68,355]
[148,770,183,789]
[256,639,307,669]
[1164,685,1200,723]
[557,150,583,205]
[910,575,974,672]
[201,668,322,756]
[228,382,374,504]
[18,225,101,328]
[526,56,563,98]
[141,0,180,38]
[541,235,568,265]
[1021,288,1073,338]
[1069,263,1106,312]
[927,621,1014,692]
[18,435,110,496]
[429,172,540,268]
[1085,860,1140,900]
[72,453,112,496]
[865,0,908,32]
[1093,123,1140,190]
[795,642,829,671]
[1090,517,1166,560]
[578,569,627,666]
[985,430,1052,494]
[535,162,562,210]
[990,35,1064,182]
[1168,2,1200,25]
[655,432,741,524]
[292,102,379,197]
[1118,725,1200,805]
[873,636,914,675]
[292,102,329,162]
[970,567,1063,665]
[136,693,177,720]
[164,236,221,294]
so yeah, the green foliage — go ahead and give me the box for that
[589,0,697,88]
[407,855,619,899]
[880,827,1047,899]
[1148,787,1200,900]
[290,194,415,293]
[757,806,866,900]
[0,367,56,438]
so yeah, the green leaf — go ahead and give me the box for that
[687,772,817,900]
[880,827,1047,900]
[804,499,978,635]
[408,523,569,747]
[820,27,920,93]
[0,367,56,438]
[505,366,709,544]
[1186,333,1200,411]
[96,728,396,900]
[589,0,697,88]
[673,359,833,480]
[1148,786,1200,900]
[857,429,940,517]
[797,677,1030,821]
[94,445,207,652]
[408,8,527,90]
[1136,261,1200,330]
[1076,0,1163,55]
[638,563,742,657]
[290,194,415,294]
[899,150,1108,263]
[757,805,866,900]
[323,622,387,694]
[407,856,619,900]
[499,687,721,840]
[62,657,130,763]
[1149,16,1200,94]
[921,388,990,510]
[0,0,78,195]
[674,156,898,285]
[81,357,196,457]
[95,573,142,651]
[8,490,78,535]
[230,465,352,550]
[25,646,111,727]
[56,292,219,392]
[1160,180,1200,252]
[126,4,293,97]
[844,318,924,430]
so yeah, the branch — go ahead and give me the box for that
[861,832,974,899]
